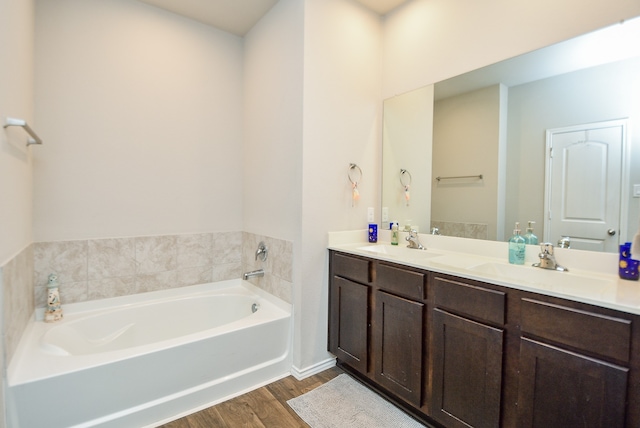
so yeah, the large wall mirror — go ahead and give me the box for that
[382,16,640,253]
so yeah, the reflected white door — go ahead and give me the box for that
[544,120,626,252]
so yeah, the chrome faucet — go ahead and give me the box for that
[430,227,441,235]
[243,269,264,280]
[406,229,425,250]
[255,241,268,261]
[533,243,568,272]
[557,236,571,249]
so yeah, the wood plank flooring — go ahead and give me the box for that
[158,366,343,428]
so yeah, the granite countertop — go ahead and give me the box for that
[328,231,640,316]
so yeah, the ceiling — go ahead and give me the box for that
[137,0,409,36]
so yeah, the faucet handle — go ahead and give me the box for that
[255,242,268,261]
[540,243,554,255]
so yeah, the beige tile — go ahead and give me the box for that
[213,231,242,264]
[177,233,213,269]
[34,240,87,286]
[58,281,89,305]
[135,270,177,293]
[88,276,136,300]
[269,238,292,282]
[135,235,177,274]
[443,222,466,238]
[88,238,136,280]
[212,262,242,282]
[177,266,213,287]
[465,223,488,240]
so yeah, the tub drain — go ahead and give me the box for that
[252,303,260,313]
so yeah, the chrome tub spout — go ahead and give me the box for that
[243,269,265,280]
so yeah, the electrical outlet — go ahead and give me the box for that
[367,207,375,222]
[382,207,389,223]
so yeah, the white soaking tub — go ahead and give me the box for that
[7,280,292,428]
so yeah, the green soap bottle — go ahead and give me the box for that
[508,222,526,265]
[524,221,538,245]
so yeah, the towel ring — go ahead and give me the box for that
[348,163,362,184]
[400,169,412,187]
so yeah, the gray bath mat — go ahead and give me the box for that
[287,374,427,428]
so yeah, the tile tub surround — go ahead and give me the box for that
[33,232,244,308]
[241,232,293,304]
[431,220,488,240]
[1,245,35,363]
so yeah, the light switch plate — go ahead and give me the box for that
[367,207,374,222]
[382,207,389,223]
[634,184,640,198]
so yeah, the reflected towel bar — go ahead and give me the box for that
[4,117,43,146]
[436,174,483,181]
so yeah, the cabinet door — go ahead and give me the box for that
[431,309,503,428]
[329,276,369,373]
[517,337,628,428]
[374,290,424,406]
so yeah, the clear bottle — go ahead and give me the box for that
[508,222,526,265]
[524,221,538,245]
[391,223,399,245]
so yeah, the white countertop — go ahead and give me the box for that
[328,230,640,316]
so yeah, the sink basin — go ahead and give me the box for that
[355,244,442,260]
[469,262,614,297]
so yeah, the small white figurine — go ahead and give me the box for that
[44,273,63,323]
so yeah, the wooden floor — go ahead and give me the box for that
[158,366,343,428]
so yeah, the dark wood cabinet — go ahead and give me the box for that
[328,250,639,428]
[517,298,632,428]
[373,290,424,406]
[517,337,628,428]
[430,276,505,428]
[328,276,369,373]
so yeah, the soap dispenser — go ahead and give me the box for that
[524,221,538,245]
[391,222,399,245]
[508,222,526,265]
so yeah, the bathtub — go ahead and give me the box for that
[7,280,292,428]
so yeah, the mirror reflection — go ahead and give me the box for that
[381,17,640,252]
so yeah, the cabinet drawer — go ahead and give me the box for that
[377,263,425,300]
[332,252,372,284]
[521,299,631,364]
[433,276,505,326]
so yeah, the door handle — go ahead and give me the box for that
[608,229,616,236]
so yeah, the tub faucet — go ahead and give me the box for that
[243,269,264,280]
[255,242,268,261]
[406,229,425,250]
[533,243,568,272]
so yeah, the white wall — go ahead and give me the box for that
[0,0,34,265]
[244,0,304,242]
[382,0,640,98]
[34,0,244,242]
[298,0,382,371]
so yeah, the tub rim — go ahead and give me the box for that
[9,279,291,386]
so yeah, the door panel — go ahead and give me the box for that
[517,338,628,428]
[545,121,625,252]
[374,290,424,406]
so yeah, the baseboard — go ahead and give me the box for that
[290,357,336,380]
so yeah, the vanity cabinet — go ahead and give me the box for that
[516,298,632,428]
[328,249,640,428]
[328,253,372,373]
[430,275,505,428]
[373,264,426,406]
